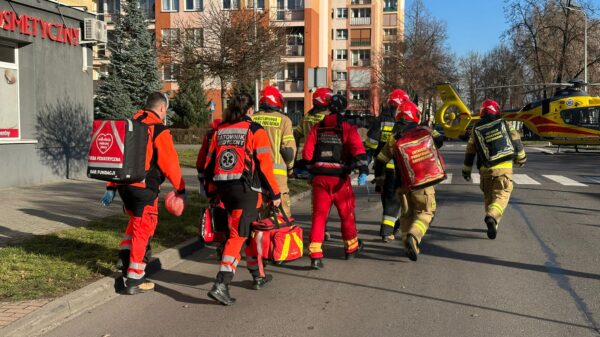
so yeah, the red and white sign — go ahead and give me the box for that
[89,120,126,168]
[0,10,80,46]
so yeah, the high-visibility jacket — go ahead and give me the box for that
[463,117,526,173]
[303,113,369,177]
[252,111,297,178]
[107,110,185,193]
[366,109,397,170]
[204,116,281,199]
[293,107,330,144]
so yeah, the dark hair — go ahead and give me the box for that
[145,92,169,111]
[224,93,255,124]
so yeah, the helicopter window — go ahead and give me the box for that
[560,107,600,130]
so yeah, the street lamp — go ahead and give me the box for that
[565,0,588,90]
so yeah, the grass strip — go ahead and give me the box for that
[177,149,198,168]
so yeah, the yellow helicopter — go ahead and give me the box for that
[435,80,600,145]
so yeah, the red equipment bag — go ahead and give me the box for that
[250,206,303,277]
[199,200,229,243]
[393,126,446,190]
[87,117,152,183]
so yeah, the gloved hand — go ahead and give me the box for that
[358,173,368,186]
[101,189,116,207]
[462,170,471,182]
[515,158,526,168]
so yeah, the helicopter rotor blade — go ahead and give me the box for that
[476,83,572,91]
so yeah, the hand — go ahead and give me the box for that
[462,171,471,182]
[515,159,526,168]
[101,189,116,207]
[358,173,368,186]
[272,198,282,207]
[176,189,187,203]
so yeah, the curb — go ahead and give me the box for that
[3,190,312,337]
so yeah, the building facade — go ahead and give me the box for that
[0,0,94,188]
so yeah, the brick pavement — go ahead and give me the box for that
[0,300,50,328]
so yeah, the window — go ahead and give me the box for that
[351,49,370,66]
[383,28,397,41]
[247,0,264,9]
[186,28,204,47]
[335,49,347,60]
[561,107,600,130]
[351,90,370,100]
[336,8,348,19]
[0,43,19,141]
[163,63,180,81]
[336,90,346,96]
[222,0,240,10]
[287,0,304,10]
[383,43,393,53]
[161,29,179,47]
[383,13,398,26]
[185,0,203,11]
[336,29,348,40]
[162,0,179,11]
[333,71,347,81]
[287,63,303,80]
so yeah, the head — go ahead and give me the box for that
[224,93,255,124]
[328,94,347,114]
[144,92,170,121]
[312,87,333,110]
[479,99,501,119]
[259,86,285,112]
[387,89,410,110]
[395,100,421,124]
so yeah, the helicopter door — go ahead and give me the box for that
[542,99,550,115]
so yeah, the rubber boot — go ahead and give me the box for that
[345,239,364,260]
[252,274,273,290]
[310,258,324,270]
[485,216,498,240]
[405,234,419,262]
[208,282,236,306]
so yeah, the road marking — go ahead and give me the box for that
[461,144,467,147]
[512,174,541,185]
[471,173,480,184]
[445,144,455,148]
[542,175,588,187]
[529,147,555,154]
[586,176,600,184]
[440,173,452,184]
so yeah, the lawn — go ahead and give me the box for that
[177,149,199,168]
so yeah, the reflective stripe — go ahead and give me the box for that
[127,270,145,280]
[366,138,378,148]
[413,220,427,236]
[256,232,264,257]
[274,169,288,176]
[129,262,146,270]
[219,128,249,135]
[462,165,472,173]
[382,121,395,127]
[274,163,288,169]
[222,255,236,263]
[486,161,513,170]
[283,135,295,141]
[292,232,303,253]
[309,242,322,254]
[119,245,131,250]
[382,219,396,227]
[345,237,358,250]
[489,203,504,216]
[256,146,271,154]
[377,152,391,162]
[278,234,292,261]
[219,265,235,273]
[314,162,345,168]
[386,162,395,169]
[214,173,243,181]
[516,150,526,159]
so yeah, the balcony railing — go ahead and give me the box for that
[351,0,371,4]
[351,59,371,67]
[350,17,371,25]
[276,79,304,92]
[271,8,304,21]
[349,99,370,108]
[383,35,398,41]
[350,39,371,47]
[383,6,398,12]
[286,45,304,56]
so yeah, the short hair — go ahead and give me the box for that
[145,92,169,110]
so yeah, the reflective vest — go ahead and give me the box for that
[213,122,253,182]
[393,126,446,190]
[473,119,515,167]
[311,118,346,176]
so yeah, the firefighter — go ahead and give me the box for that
[375,98,444,261]
[204,93,281,306]
[462,99,527,239]
[303,94,369,269]
[365,89,409,242]
[294,87,334,239]
[100,92,186,295]
[252,85,297,216]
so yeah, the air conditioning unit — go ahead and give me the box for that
[84,18,108,43]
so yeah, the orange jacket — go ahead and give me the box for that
[107,110,185,192]
[196,119,221,181]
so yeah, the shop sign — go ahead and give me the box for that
[0,10,80,46]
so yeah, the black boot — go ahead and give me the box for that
[345,239,364,260]
[310,258,324,270]
[405,234,419,262]
[124,277,155,295]
[485,216,498,240]
[208,282,236,306]
[324,231,331,241]
[252,274,273,290]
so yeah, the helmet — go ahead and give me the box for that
[328,94,347,114]
[312,87,333,107]
[396,100,421,123]
[259,86,285,111]
[479,99,501,117]
[387,89,410,109]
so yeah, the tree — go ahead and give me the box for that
[458,52,484,112]
[170,69,211,128]
[95,0,160,118]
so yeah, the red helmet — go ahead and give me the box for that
[396,100,421,123]
[387,89,410,109]
[312,87,333,107]
[259,86,285,111]
[480,99,501,117]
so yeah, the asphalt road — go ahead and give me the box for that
[46,143,600,337]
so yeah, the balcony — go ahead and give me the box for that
[351,17,371,25]
[286,45,304,56]
[351,59,371,67]
[271,8,304,22]
[384,6,397,12]
[276,79,304,93]
[350,0,371,4]
[383,35,398,41]
[350,39,371,47]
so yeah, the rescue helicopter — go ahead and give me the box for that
[435,80,600,146]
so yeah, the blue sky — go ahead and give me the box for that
[405,0,509,57]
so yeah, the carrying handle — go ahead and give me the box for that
[269,204,292,229]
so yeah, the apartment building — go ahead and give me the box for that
[92,0,404,121]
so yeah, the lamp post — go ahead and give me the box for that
[566,0,588,90]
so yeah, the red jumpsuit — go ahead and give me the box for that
[204,117,281,284]
[302,113,369,258]
[108,110,185,284]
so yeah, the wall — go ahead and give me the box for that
[0,0,94,188]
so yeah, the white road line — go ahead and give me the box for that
[460,144,467,147]
[445,144,455,148]
[586,176,600,184]
[529,147,555,154]
[542,175,588,187]
[512,174,541,185]
[471,173,480,184]
[441,173,453,184]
